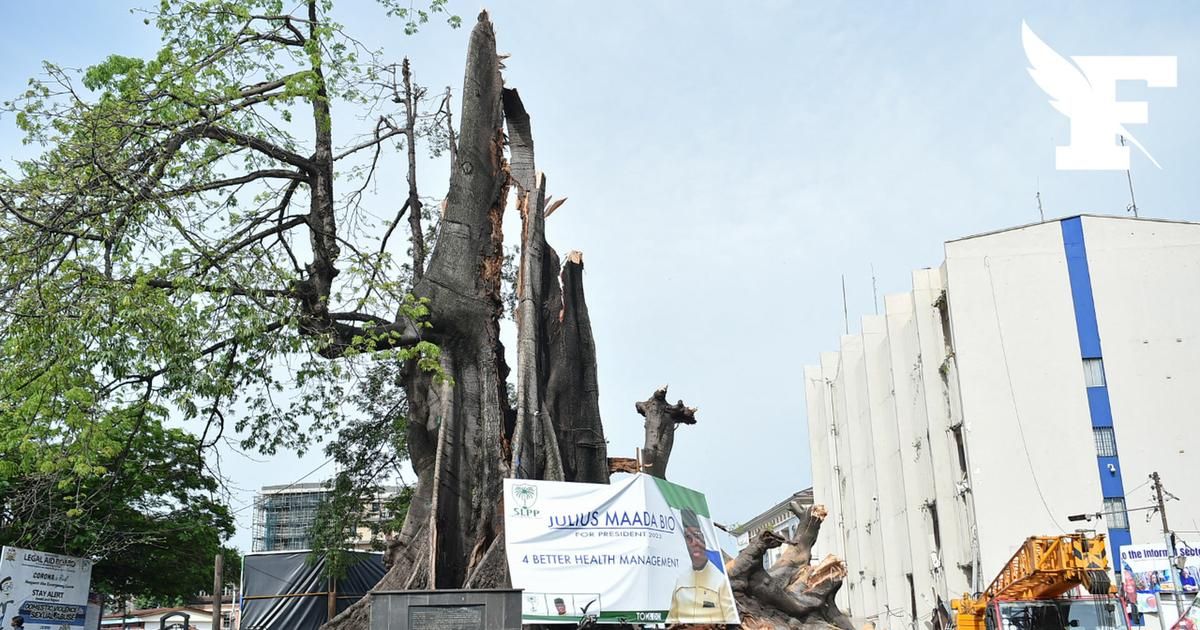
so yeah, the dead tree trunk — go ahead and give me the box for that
[635,386,696,479]
[324,12,606,629]
[720,504,854,630]
[631,388,854,630]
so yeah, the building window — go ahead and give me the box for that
[950,424,968,475]
[1083,358,1106,388]
[1093,427,1118,457]
[907,573,918,622]
[934,291,954,353]
[1104,497,1129,530]
[928,501,943,552]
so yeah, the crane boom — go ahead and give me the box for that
[952,533,1114,630]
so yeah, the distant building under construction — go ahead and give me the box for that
[251,482,402,552]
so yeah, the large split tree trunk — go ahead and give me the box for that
[324,12,607,629]
[327,11,858,630]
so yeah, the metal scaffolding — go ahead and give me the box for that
[251,483,328,552]
[251,482,402,552]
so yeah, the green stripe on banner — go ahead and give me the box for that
[650,476,710,518]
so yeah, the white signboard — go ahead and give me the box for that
[0,546,93,629]
[505,474,739,626]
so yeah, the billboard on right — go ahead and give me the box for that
[1119,543,1200,599]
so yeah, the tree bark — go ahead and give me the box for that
[706,506,854,630]
[324,12,608,629]
[325,16,510,628]
[546,251,609,483]
[634,386,696,479]
[503,89,608,485]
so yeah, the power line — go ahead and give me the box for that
[984,257,1064,533]
[1125,478,1152,499]
[232,456,335,517]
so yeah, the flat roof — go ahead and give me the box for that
[946,213,1200,245]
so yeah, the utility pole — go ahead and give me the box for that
[212,552,223,630]
[1152,471,1185,622]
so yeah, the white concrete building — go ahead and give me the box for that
[805,215,1200,629]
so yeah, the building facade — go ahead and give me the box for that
[251,482,401,552]
[731,489,815,569]
[805,215,1200,628]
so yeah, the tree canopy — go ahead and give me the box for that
[0,0,458,596]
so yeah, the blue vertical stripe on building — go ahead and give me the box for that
[1061,217,1130,558]
[1061,218,1103,359]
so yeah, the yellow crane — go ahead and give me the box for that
[951,533,1127,630]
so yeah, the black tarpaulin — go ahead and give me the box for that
[239,551,386,630]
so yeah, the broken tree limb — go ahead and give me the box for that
[545,251,609,483]
[719,507,854,630]
[634,386,696,479]
[505,84,564,481]
[608,457,640,475]
[629,383,853,628]
[504,88,608,484]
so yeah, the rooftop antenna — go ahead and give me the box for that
[1120,136,1139,218]
[1036,178,1045,222]
[871,264,879,315]
[841,275,849,334]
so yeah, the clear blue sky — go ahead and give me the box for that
[2,2,1198,554]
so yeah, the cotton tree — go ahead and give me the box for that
[0,3,856,627]
[0,0,608,604]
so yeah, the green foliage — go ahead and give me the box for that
[309,356,414,577]
[310,474,413,579]
[132,545,240,609]
[0,0,458,598]
[378,0,462,34]
[0,415,234,599]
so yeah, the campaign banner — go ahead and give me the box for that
[505,474,739,626]
[1119,543,1200,596]
[0,546,93,629]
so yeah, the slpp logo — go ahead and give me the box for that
[1023,21,1177,171]
[511,484,540,518]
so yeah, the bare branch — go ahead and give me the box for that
[333,123,405,161]
[130,277,299,299]
[402,58,426,279]
[0,195,106,242]
[190,124,316,172]
[161,169,307,198]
